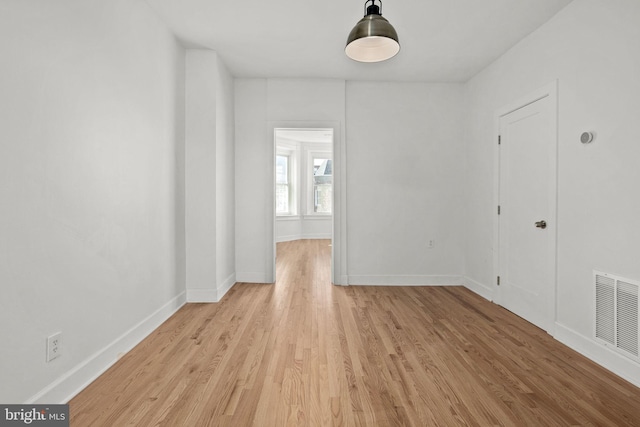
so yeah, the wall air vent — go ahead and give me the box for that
[594,271,639,361]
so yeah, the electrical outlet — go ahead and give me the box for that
[428,240,435,249]
[47,332,62,362]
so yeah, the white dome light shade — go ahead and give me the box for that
[345,1,400,63]
[345,35,400,63]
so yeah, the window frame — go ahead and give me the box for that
[305,150,333,217]
[276,145,298,217]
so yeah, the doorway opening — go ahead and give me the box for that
[274,128,333,281]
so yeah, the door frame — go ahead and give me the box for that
[267,120,348,285]
[493,80,558,334]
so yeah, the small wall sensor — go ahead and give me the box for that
[580,131,594,144]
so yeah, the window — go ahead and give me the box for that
[275,128,333,218]
[311,157,332,214]
[276,154,291,214]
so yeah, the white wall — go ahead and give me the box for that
[464,0,640,383]
[235,79,270,283]
[346,82,466,285]
[7,0,634,405]
[0,0,186,403]
[215,57,236,292]
[235,78,346,283]
[185,50,217,301]
[185,50,235,302]
[276,217,332,242]
[236,79,466,285]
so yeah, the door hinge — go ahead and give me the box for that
[497,205,501,215]
[497,276,501,286]
[498,135,501,145]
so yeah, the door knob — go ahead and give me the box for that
[535,220,547,229]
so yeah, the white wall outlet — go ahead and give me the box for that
[428,240,435,249]
[47,332,62,362]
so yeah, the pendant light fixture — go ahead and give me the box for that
[345,0,400,63]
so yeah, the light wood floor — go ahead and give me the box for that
[70,239,640,426]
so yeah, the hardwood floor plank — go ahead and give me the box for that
[70,239,640,426]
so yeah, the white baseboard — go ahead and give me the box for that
[555,322,640,388]
[186,289,218,303]
[28,291,187,404]
[235,272,273,284]
[187,273,236,303]
[276,234,332,243]
[461,279,640,388]
[217,273,236,301]
[347,275,464,286]
[335,275,349,286]
[463,276,494,301]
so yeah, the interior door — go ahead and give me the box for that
[498,92,557,332]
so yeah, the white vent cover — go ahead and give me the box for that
[594,271,639,361]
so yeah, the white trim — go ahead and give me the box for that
[217,273,236,301]
[302,214,331,220]
[276,214,331,242]
[276,215,301,221]
[187,289,218,303]
[336,275,349,286]
[236,272,272,284]
[27,292,187,404]
[347,275,464,286]
[306,149,333,216]
[555,322,640,388]
[186,274,236,302]
[463,276,495,302]
[275,146,297,216]
[276,233,332,243]
[269,121,343,286]
[462,279,640,386]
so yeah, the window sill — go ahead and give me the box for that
[276,215,300,221]
[303,214,332,220]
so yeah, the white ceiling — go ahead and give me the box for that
[145,0,573,82]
